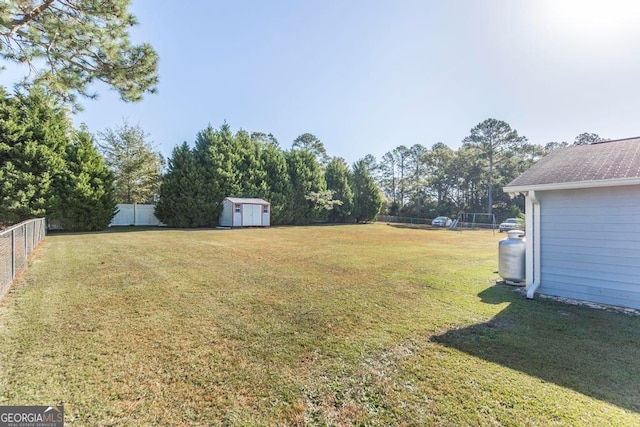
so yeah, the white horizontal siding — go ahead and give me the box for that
[219,200,233,227]
[539,186,640,309]
[544,254,640,272]
[544,236,640,250]
[537,282,640,307]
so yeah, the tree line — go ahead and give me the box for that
[154,126,381,227]
[368,121,606,221]
[0,87,116,230]
[0,88,382,229]
[0,2,610,230]
[0,87,607,230]
[0,0,158,229]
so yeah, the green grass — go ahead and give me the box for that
[0,224,639,425]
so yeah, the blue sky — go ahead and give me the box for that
[16,1,640,164]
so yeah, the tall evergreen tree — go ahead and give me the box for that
[573,132,608,146]
[0,87,68,225]
[57,127,117,230]
[0,0,158,106]
[252,133,292,225]
[98,119,163,204]
[250,131,279,147]
[544,141,569,152]
[462,118,527,215]
[193,123,241,226]
[394,145,411,207]
[351,159,382,223]
[361,154,378,176]
[285,149,326,224]
[426,143,455,207]
[292,133,329,166]
[155,142,208,227]
[235,130,266,197]
[324,157,353,223]
[405,144,429,209]
[379,150,399,207]
[451,145,486,213]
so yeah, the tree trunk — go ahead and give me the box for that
[488,154,493,215]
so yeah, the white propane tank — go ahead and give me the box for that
[498,230,526,285]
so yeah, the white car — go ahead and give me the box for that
[432,216,452,227]
[499,218,521,232]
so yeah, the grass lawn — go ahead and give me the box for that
[0,224,639,426]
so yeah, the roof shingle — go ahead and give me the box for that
[505,137,640,189]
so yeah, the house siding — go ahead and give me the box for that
[539,186,640,308]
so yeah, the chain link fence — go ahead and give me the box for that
[0,218,46,301]
[376,214,498,230]
[376,215,432,225]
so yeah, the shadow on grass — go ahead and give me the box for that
[432,284,640,413]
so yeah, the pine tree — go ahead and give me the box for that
[98,119,163,204]
[285,149,326,224]
[235,130,266,197]
[351,159,382,223]
[193,123,242,226]
[0,87,69,225]
[462,118,527,215]
[0,0,158,106]
[57,128,117,230]
[324,157,353,223]
[292,133,329,165]
[252,133,291,225]
[155,142,208,227]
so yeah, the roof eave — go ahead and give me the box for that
[504,177,640,194]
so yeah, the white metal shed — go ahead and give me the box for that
[219,197,270,227]
[504,137,640,309]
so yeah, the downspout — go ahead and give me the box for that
[525,190,541,298]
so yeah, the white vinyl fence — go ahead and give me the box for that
[0,218,46,300]
[109,204,164,226]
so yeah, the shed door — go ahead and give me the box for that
[242,204,262,226]
[233,203,242,226]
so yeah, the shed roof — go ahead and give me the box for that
[504,137,640,192]
[225,197,270,205]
